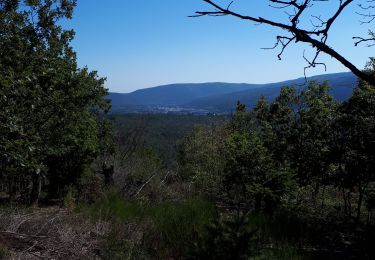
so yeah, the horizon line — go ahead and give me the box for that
[110,71,353,94]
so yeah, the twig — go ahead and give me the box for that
[0,231,48,239]
[134,174,156,197]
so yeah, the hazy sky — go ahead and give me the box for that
[64,0,373,93]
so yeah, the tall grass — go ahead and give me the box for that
[80,191,216,257]
[151,199,215,254]
[80,191,146,222]
[80,192,316,259]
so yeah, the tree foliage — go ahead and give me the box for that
[0,0,111,204]
[178,78,375,257]
[180,78,375,223]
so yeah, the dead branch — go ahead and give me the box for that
[134,173,157,197]
[0,231,48,239]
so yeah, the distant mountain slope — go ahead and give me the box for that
[108,72,357,114]
[108,82,261,107]
[187,72,357,112]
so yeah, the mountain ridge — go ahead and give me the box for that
[108,72,358,114]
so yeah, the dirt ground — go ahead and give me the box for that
[0,207,110,259]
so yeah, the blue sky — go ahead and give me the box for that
[64,0,373,93]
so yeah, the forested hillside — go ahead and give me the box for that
[111,114,226,166]
[109,72,357,113]
[187,72,357,112]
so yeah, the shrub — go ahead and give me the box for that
[150,199,216,255]
[81,191,145,222]
[192,214,258,260]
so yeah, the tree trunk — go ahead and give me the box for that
[321,185,326,211]
[343,188,348,216]
[8,179,15,205]
[313,182,320,208]
[367,210,371,226]
[30,173,41,206]
[102,164,114,186]
[356,187,364,223]
[348,191,353,217]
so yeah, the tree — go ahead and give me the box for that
[223,130,294,214]
[179,126,229,199]
[0,0,111,204]
[194,0,375,85]
[251,83,339,187]
[335,79,375,221]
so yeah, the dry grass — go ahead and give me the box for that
[0,207,111,259]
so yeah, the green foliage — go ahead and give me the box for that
[83,191,145,222]
[0,0,112,203]
[193,214,258,260]
[177,79,375,257]
[331,73,375,220]
[179,104,295,213]
[124,148,163,180]
[113,113,225,167]
[254,82,339,186]
[151,199,215,254]
[341,82,375,180]
[114,147,169,201]
[179,125,228,197]
[223,130,294,212]
[82,193,216,258]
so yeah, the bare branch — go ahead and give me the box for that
[194,0,375,86]
[262,36,296,60]
[353,36,375,46]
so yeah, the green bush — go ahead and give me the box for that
[81,191,145,222]
[192,214,258,260]
[150,199,216,255]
